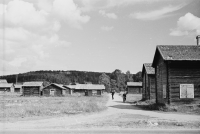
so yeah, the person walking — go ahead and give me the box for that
[111,90,115,100]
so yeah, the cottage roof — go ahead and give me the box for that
[65,84,105,90]
[43,83,66,90]
[22,81,43,87]
[0,83,13,88]
[152,45,200,67]
[142,63,155,76]
[127,82,142,87]
[0,79,8,83]
[14,85,22,88]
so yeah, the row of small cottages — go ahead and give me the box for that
[142,45,200,104]
[23,82,105,96]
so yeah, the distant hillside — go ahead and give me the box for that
[0,70,111,85]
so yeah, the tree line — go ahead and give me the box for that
[0,70,142,92]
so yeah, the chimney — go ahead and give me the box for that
[196,35,200,46]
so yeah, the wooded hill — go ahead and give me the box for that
[0,70,142,92]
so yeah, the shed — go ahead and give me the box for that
[126,82,142,94]
[0,79,8,83]
[142,63,155,100]
[65,84,105,96]
[22,81,44,96]
[43,83,68,96]
[14,84,22,92]
[63,85,76,95]
[0,83,14,92]
[152,45,200,104]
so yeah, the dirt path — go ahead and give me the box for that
[1,94,200,130]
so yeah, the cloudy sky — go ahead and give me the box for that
[0,0,200,75]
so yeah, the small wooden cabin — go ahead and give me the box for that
[152,45,200,104]
[0,83,14,92]
[22,82,44,96]
[43,83,68,96]
[142,63,155,100]
[126,82,142,94]
[14,84,22,92]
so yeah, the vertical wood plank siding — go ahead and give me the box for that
[156,55,168,104]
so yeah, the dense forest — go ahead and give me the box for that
[0,70,142,92]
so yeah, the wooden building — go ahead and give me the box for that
[152,45,200,104]
[0,83,14,92]
[65,84,105,96]
[22,82,44,96]
[142,63,155,100]
[43,83,69,96]
[126,82,142,94]
[14,84,22,92]
[0,79,8,83]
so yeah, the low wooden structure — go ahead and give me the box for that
[22,82,43,96]
[142,63,155,100]
[126,82,142,94]
[65,84,105,96]
[14,84,22,92]
[152,45,200,104]
[0,83,14,92]
[43,83,68,96]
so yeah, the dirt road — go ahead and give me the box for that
[1,94,200,130]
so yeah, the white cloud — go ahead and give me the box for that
[0,27,34,41]
[4,0,47,27]
[78,0,169,11]
[53,0,90,28]
[101,26,114,31]
[0,0,77,75]
[9,57,27,67]
[170,13,200,36]
[130,4,185,20]
[99,10,117,19]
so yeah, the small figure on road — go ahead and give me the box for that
[123,91,128,103]
[111,90,115,100]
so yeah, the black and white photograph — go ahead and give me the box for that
[0,0,200,133]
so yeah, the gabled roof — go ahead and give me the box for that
[43,83,66,90]
[22,81,43,87]
[64,84,105,90]
[142,63,155,76]
[0,83,14,88]
[127,82,142,87]
[152,45,200,67]
[0,79,8,83]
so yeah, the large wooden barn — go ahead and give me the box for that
[126,82,142,94]
[43,83,69,96]
[142,63,155,100]
[22,82,44,96]
[152,45,200,104]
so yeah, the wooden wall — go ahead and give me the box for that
[23,87,40,96]
[149,75,155,100]
[128,86,142,94]
[155,55,168,104]
[142,73,146,99]
[43,85,62,96]
[168,61,200,104]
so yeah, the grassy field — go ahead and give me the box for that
[0,92,109,120]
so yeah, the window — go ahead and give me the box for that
[163,85,166,98]
[180,84,194,98]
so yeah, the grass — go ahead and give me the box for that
[0,92,109,120]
